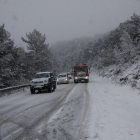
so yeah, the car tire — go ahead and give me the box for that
[53,86,55,91]
[54,84,56,90]
[38,89,41,93]
[48,85,53,93]
[30,88,35,94]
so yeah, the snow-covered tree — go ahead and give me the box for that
[21,29,52,72]
[114,31,134,64]
[21,29,48,53]
[130,13,140,43]
[0,24,18,86]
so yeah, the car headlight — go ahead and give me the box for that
[65,79,67,81]
[85,76,89,79]
[75,77,77,79]
[57,79,59,81]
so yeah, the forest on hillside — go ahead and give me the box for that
[51,13,140,72]
[0,13,140,87]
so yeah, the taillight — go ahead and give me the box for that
[86,72,89,76]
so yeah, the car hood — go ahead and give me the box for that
[32,78,49,82]
[57,77,67,80]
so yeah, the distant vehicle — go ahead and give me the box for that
[67,72,72,79]
[57,73,70,84]
[29,72,56,94]
[73,64,89,83]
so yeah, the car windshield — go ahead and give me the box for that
[74,66,88,72]
[58,74,66,78]
[34,73,49,78]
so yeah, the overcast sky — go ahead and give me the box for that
[0,0,140,48]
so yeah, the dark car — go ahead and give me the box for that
[29,72,56,94]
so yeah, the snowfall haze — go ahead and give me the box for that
[0,0,140,49]
[1,1,140,139]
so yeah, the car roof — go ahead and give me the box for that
[36,72,51,74]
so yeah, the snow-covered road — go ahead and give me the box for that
[85,73,140,140]
[0,73,140,140]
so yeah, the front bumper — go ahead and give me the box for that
[74,76,89,81]
[57,79,68,84]
[30,83,50,90]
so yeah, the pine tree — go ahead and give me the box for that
[130,13,140,43]
[0,24,18,86]
[21,29,52,72]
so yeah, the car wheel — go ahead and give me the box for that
[38,89,41,93]
[48,85,53,93]
[53,86,55,91]
[30,88,35,94]
[54,84,56,90]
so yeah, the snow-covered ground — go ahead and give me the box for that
[98,61,140,89]
[1,72,140,140]
[86,73,140,140]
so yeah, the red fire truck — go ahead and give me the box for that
[73,64,89,83]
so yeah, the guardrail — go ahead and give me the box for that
[0,84,29,97]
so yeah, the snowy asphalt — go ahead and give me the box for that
[0,79,89,140]
[0,73,140,140]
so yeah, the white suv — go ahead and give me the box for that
[30,72,56,94]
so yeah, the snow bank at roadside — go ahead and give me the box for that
[96,61,140,89]
[87,73,140,140]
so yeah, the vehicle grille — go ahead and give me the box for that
[77,74,85,77]
[34,81,43,83]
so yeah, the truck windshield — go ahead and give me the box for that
[74,66,88,72]
[34,73,49,78]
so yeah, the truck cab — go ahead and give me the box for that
[73,64,89,83]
